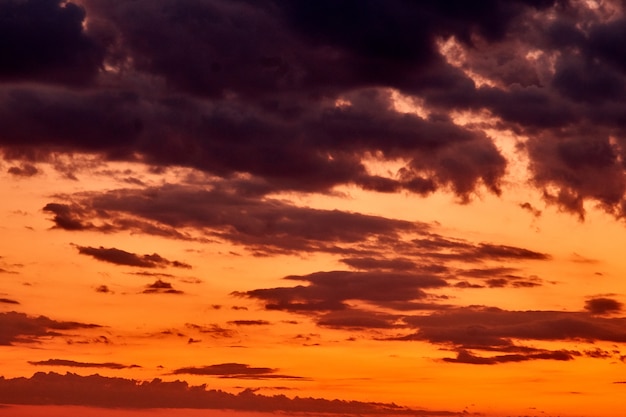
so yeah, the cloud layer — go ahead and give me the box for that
[5,0,626,215]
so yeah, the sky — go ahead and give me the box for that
[2,0,626,416]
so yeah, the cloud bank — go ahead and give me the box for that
[0,372,461,415]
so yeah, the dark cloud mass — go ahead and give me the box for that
[585,297,624,315]
[0,311,100,345]
[75,245,191,269]
[0,0,104,85]
[4,0,626,215]
[0,0,565,201]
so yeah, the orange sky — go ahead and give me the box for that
[2,1,626,416]
[1,156,626,417]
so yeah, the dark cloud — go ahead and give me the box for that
[458,267,519,278]
[583,347,622,360]
[129,271,175,278]
[75,245,191,269]
[185,323,235,339]
[43,203,94,231]
[410,234,550,262]
[484,277,542,289]
[5,0,626,218]
[0,0,104,86]
[0,372,459,415]
[44,183,425,255]
[0,298,19,305]
[527,132,626,219]
[519,202,542,217]
[0,0,526,200]
[43,183,552,270]
[274,301,626,363]
[7,163,38,177]
[28,359,139,370]
[585,297,623,315]
[95,285,110,293]
[143,280,183,295]
[340,257,417,271]
[83,0,556,98]
[0,311,100,345]
[455,267,544,289]
[473,243,549,260]
[442,348,576,365]
[400,306,626,348]
[238,270,447,313]
[171,363,303,380]
[228,320,270,326]
[317,309,402,330]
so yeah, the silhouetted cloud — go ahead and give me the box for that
[0,372,459,415]
[28,359,140,370]
[410,234,550,262]
[7,163,38,177]
[43,182,553,271]
[4,0,626,219]
[228,320,271,326]
[95,285,110,293]
[0,298,19,305]
[400,306,626,349]
[43,183,425,253]
[442,349,576,365]
[585,297,623,315]
[238,270,447,313]
[0,311,100,345]
[75,245,191,269]
[143,280,183,295]
[456,267,544,288]
[171,363,303,380]
[339,257,417,271]
[43,203,94,231]
[317,309,403,330]
[185,323,235,339]
[519,202,542,217]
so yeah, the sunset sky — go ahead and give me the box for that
[2,1,626,416]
